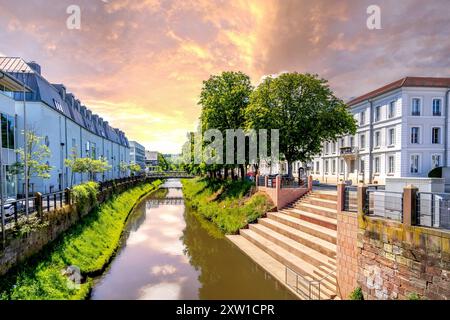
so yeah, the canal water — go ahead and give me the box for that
[90,179,296,300]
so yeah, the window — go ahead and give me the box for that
[332,160,336,174]
[411,127,420,144]
[375,131,381,147]
[340,159,345,174]
[350,160,355,173]
[388,156,395,174]
[410,155,420,173]
[375,106,381,122]
[360,111,365,125]
[388,128,395,146]
[360,160,365,173]
[412,98,421,116]
[316,161,320,174]
[432,155,441,168]
[374,157,380,174]
[1,113,15,150]
[433,99,442,116]
[360,134,366,149]
[389,101,396,118]
[432,127,441,144]
[340,138,345,147]
[91,142,97,159]
[350,136,354,147]
[332,142,336,154]
[325,160,329,174]
[325,143,329,154]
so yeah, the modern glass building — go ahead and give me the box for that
[129,141,146,171]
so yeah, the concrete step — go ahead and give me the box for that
[300,197,337,210]
[248,223,335,269]
[240,229,336,299]
[280,208,337,231]
[258,218,337,258]
[309,192,337,201]
[266,212,337,244]
[292,202,337,219]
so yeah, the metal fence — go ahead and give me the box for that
[343,186,357,212]
[416,192,450,229]
[365,189,403,222]
[285,266,334,300]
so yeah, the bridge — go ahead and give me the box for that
[146,171,195,179]
[146,197,185,207]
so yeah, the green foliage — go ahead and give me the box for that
[407,292,421,300]
[11,129,53,180]
[65,154,111,184]
[72,181,99,213]
[182,178,272,234]
[349,287,364,300]
[128,163,142,175]
[246,72,357,177]
[0,180,162,300]
[428,166,443,178]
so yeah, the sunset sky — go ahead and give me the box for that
[0,0,449,153]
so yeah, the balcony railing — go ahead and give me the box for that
[340,146,357,156]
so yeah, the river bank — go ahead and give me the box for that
[0,180,162,300]
[181,178,273,234]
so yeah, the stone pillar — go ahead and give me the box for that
[357,184,367,216]
[308,175,313,192]
[255,174,259,187]
[337,182,346,213]
[275,175,281,209]
[403,185,418,227]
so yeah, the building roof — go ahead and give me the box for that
[347,77,450,107]
[0,57,129,148]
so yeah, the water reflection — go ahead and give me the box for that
[90,179,296,300]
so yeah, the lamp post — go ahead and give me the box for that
[0,117,5,244]
[22,70,29,217]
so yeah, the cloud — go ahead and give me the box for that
[0,0,448,153]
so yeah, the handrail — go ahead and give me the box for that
[285,265,335,300]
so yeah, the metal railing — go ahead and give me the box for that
[365,189,403,222]
[343,186,357,212]
[285,266,335,300]
[416,192,450,229]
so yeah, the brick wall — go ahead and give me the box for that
[358,216,450,300]
[336,211,359,299]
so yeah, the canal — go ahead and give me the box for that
[90,179,296,300]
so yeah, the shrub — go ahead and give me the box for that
[407,292,420,300]
[72,181,99,212]
[428,166,443,178]
[349,287,364,300]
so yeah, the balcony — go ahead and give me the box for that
[340,147,358,158]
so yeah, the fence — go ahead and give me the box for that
[416,192,450,229]
[365,189,403,222]
[285,266,334,300]
[343,186,357,212]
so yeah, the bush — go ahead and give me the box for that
[428,167,443,178]
[407,292,420,300]
[349,287,364,300]
[182,178,273,234]
[72,181,99,212]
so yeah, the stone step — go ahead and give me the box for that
[240,229,337,299]
[291,202,337,219]
[258,218,337,258]
[300,197,337,210]
[248,223,336,269]
[266,212,337,244]
[280,208,337,231]
[309,192,337,201]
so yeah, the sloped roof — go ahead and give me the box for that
[0,57,129,147]
[348,77,450,106]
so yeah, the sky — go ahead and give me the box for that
[0,0,449,153]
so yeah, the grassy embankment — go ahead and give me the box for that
[0,180,162,300]
[182,178,273,234]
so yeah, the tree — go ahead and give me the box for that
[65,155,111,184]
[12,130,53,188]
[199,71,253,180]
[158,153,169,171]
[129,163,142,176]
[246,73,357,177]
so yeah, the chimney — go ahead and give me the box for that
[28,61,41,75]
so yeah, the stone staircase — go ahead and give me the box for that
[228,190,338,300]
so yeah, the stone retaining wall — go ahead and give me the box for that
[0,178,154,276]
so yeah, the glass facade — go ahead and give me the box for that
[1,113,16,197]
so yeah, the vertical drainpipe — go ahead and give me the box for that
[64,117,68,189]
[368,99,374,184]
[444,89,450,167]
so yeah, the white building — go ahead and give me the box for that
[129,141,146,171]
[260,77,450,185]
[0,57,131,196]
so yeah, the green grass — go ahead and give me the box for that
[0,180,162,300]
[182,178,273,234]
